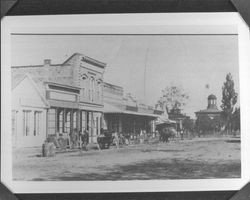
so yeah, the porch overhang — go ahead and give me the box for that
[48,99,79,109]
[79,103,104,112]
[104,103,160,118]
[155,116,177,126]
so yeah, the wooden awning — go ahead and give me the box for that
[104,103,160,118]
[48,100,79,109]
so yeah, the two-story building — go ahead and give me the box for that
[12,53,106,147]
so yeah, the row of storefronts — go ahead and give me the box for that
[103,83,162,136]
[11,53,164,147]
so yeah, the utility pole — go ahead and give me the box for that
[143,45,150,102]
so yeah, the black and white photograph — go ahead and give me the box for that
[1,13,250,193]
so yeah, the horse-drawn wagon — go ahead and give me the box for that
[155,116,177,142]
[97,129,126,150]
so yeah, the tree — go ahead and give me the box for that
[232,107,240,132]
[182,118,195,132]
[196,114,223,136]
[156,84,189,113]
[221,73,238,133]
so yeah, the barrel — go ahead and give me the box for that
[42,141,56,157]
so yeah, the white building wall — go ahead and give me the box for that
[12,77,47,148]
[14,108,47,148]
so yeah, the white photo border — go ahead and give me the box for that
[1,12,250,193]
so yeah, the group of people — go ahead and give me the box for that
[69,128,89,151]
[68,128,125,151]
[68,127,180,151]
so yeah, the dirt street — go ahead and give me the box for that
[12,137,241,181]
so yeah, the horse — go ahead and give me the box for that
[97,130,113,150]
[159,127,177,143]
[168,127,178,141]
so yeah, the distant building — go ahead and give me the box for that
[195,94,222,133]
[195,94,221,119]
[168,107,189,131]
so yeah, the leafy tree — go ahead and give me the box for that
[156,84,189,113]
[195,114,222,136]
[221,73,238,133]
[232,107,240,131]
[182,118,195,132]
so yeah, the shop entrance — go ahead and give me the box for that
[52,108,102,144]
[80,110,102,143]
[56,108,78,135]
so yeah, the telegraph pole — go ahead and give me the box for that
[143,45,150,102]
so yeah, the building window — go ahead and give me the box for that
[92,78,95,102]
[48,109,56,135]
[34,111,42,136]
[23,110,31,136]
[97,81,102,101]
[12,110,18,144]
[80,74,88,98]
[12,110,17,135]
[89,77,95,102]
[57,110,64,133]
[73,110,77,130]
[65,110,71,133]
[81,111,87,131]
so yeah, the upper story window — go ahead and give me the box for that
[97,79,103,101]
[89,77,95,102]
[80,74,88,98]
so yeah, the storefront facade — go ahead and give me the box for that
[12,53,166,147]
[103,82,163,136]
[47,107,102,144]
[104,113,156,136]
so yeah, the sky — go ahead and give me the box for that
[11,34,239,118]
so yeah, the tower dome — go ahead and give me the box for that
[208,94,217,100]
[207,94,217,109]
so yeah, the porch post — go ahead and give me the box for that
[118,115,122,133]
[46,108,48,138]
[76,110,80,132]
[70,109,73,134]
[133,117,136,135]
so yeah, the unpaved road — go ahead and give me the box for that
[12,137,241,181]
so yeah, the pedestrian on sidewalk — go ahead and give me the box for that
[114,132,119,149]
[80,129,89,151]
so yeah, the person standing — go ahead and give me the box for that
[114,132,119,149]
[81,129,89,151]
